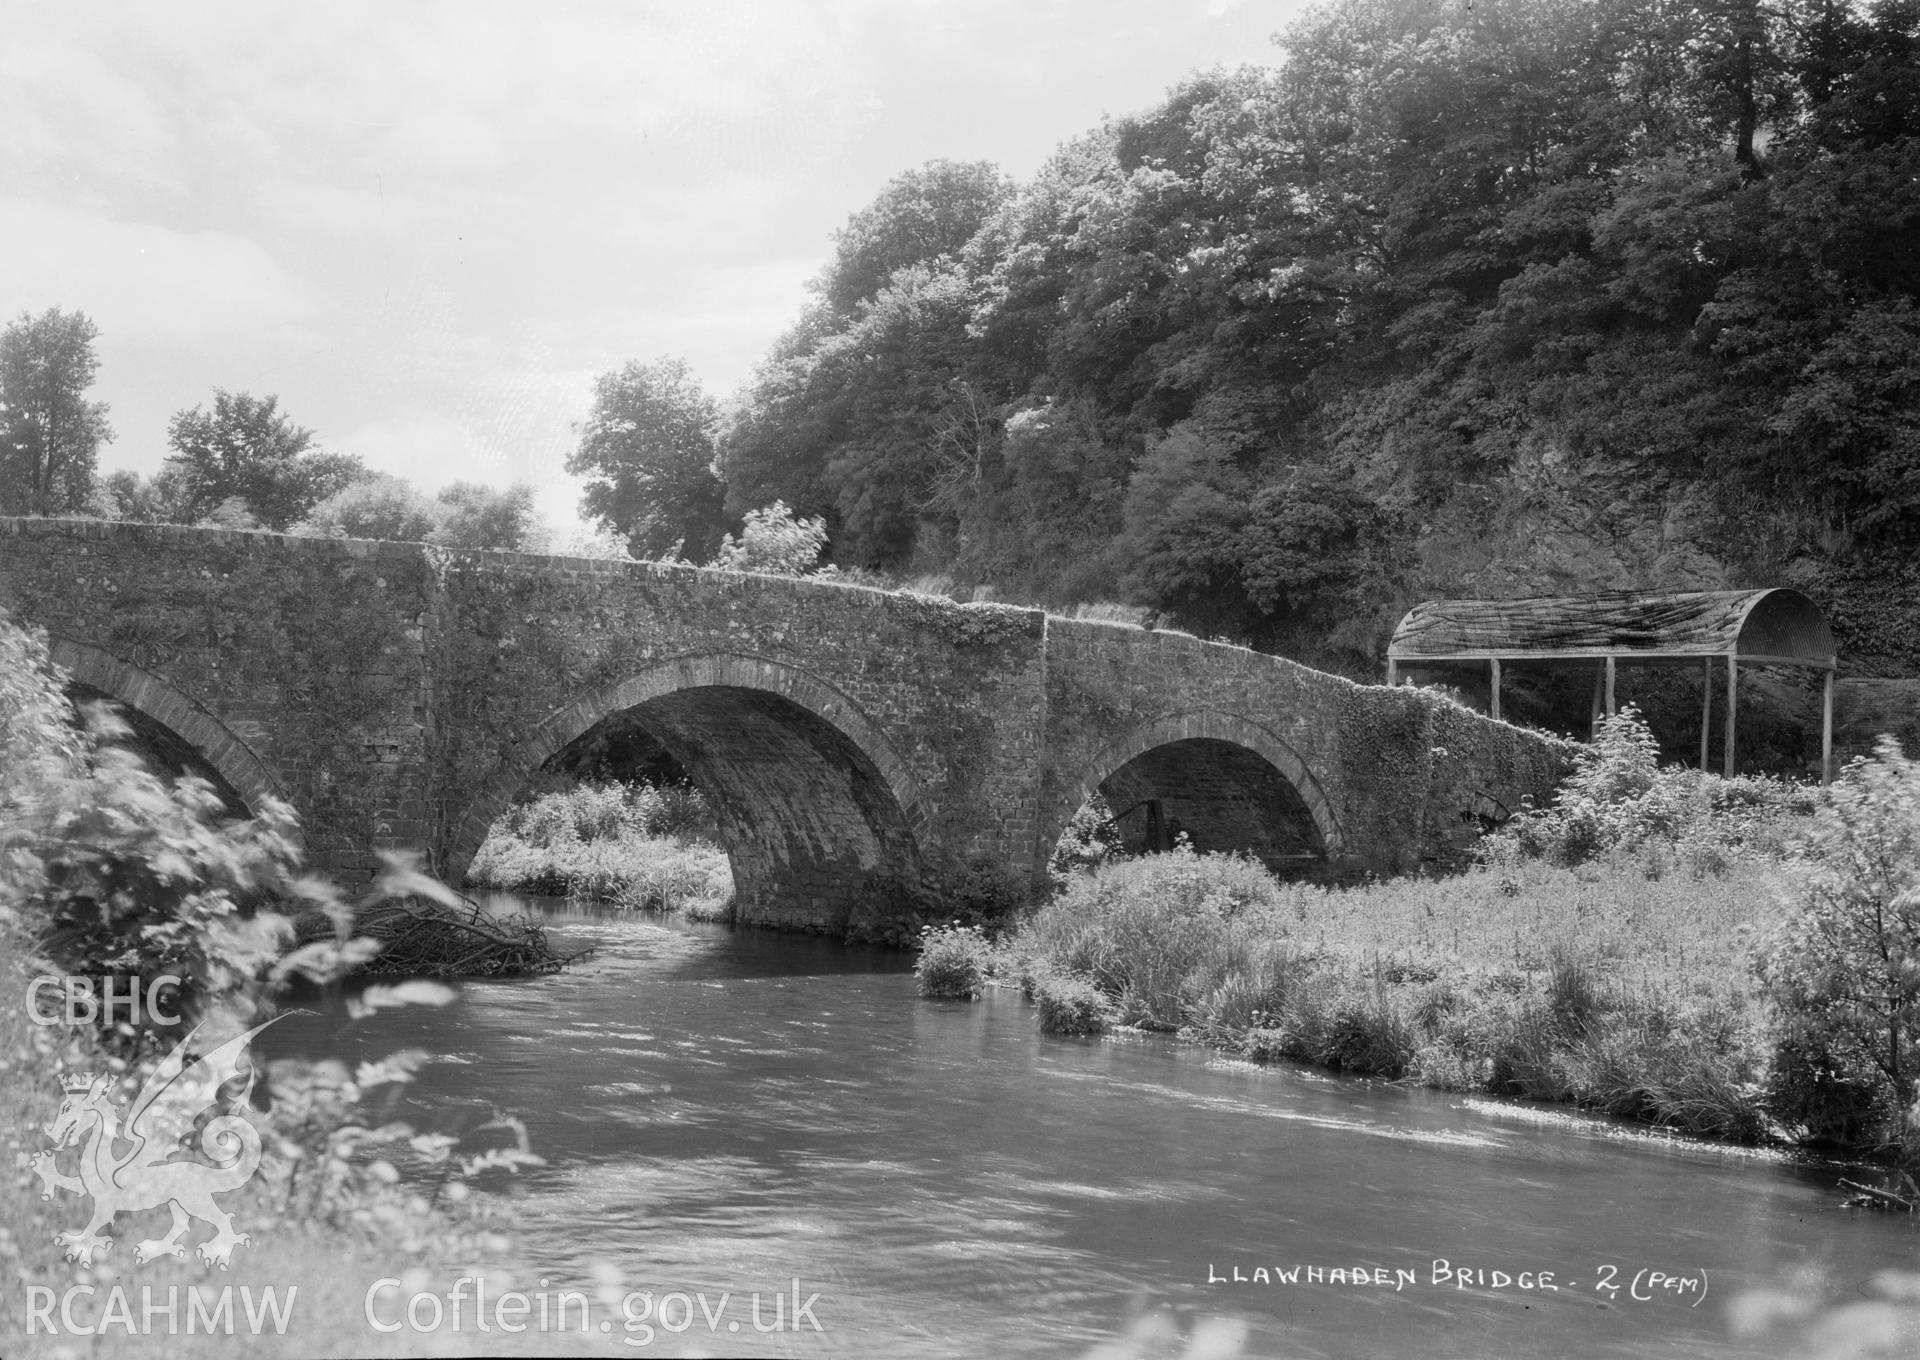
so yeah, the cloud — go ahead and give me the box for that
[0,199,325,344]
[0,34,178,196]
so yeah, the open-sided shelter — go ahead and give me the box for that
[1387,589,1838,780]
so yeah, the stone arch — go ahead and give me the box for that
[46,637,296,828]
[451,653,932,934]
[1463,791,1512,828]
[1055,711,1343,866]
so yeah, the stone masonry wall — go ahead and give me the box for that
[0,518,434,879]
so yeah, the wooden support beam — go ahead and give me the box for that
[1489,657,1502,721]
[1386,657,1397,687]
[1724,655,1738,778]
[1822,668,1835,786]
[1605,655,1617,716]
[1700,657,1712,771]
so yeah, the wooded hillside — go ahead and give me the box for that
[709,0,1919,694]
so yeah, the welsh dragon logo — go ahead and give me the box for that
[29,1020,278,1270]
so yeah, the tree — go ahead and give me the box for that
[0,308,112,515]
[568,357,727,561]
[294,475,441,542]
[431,482,542,551]
[164,390,364,530]
[820,159,1014,314]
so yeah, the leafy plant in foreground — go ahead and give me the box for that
[1757,739,1920,1165]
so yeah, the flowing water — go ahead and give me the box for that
[268,896,1917,1359]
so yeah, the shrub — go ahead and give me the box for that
[681,893,735,924]
[1484,707,1812,872]
[1019,847,1288,1028]
[915,923,990,999]
[711,501,827,575]
[1756,738,1920,1164]
[1034,974,1111,1036]
[938,854,1034,933]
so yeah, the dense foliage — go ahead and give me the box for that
[465,780,733,915]
[612,0,1920,695]
[294,475,545,550]
[1482,707,1814,873]
[1758,738,1920,1160]
[165,389,368,531]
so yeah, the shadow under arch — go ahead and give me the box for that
[452,653,932,934]
[1055,711,1343,869]
[47,637,297,834]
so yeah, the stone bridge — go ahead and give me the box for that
[0,518,1572,935]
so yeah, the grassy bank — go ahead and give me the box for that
[993,850,1778,1140]
[465,781,734,920]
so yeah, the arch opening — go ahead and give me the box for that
[458,658,929,938]
[43,639,292,836]
[68,681,252,817]
[1092,737,1328,874]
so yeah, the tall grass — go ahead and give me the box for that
[1008,846,1782,1140]
[465,781,734,917]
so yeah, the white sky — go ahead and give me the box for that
[2,0,1303,530]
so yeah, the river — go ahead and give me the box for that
[267,896,1917,1359]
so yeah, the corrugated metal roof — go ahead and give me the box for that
[1388,589,1835,666]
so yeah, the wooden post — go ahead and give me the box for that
[1589,663,1604,739]
[1700,657,1712,770]
[1386,657,1398,687]
[1604,655,1617,716]
[1489,658,1502,721]
[1822,668,1835,785]
[1724,655,1738,778]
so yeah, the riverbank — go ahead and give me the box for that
[465,781,734,918]
[984,850,1783,1142]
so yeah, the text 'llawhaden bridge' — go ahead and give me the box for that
[1,518,1571,935]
